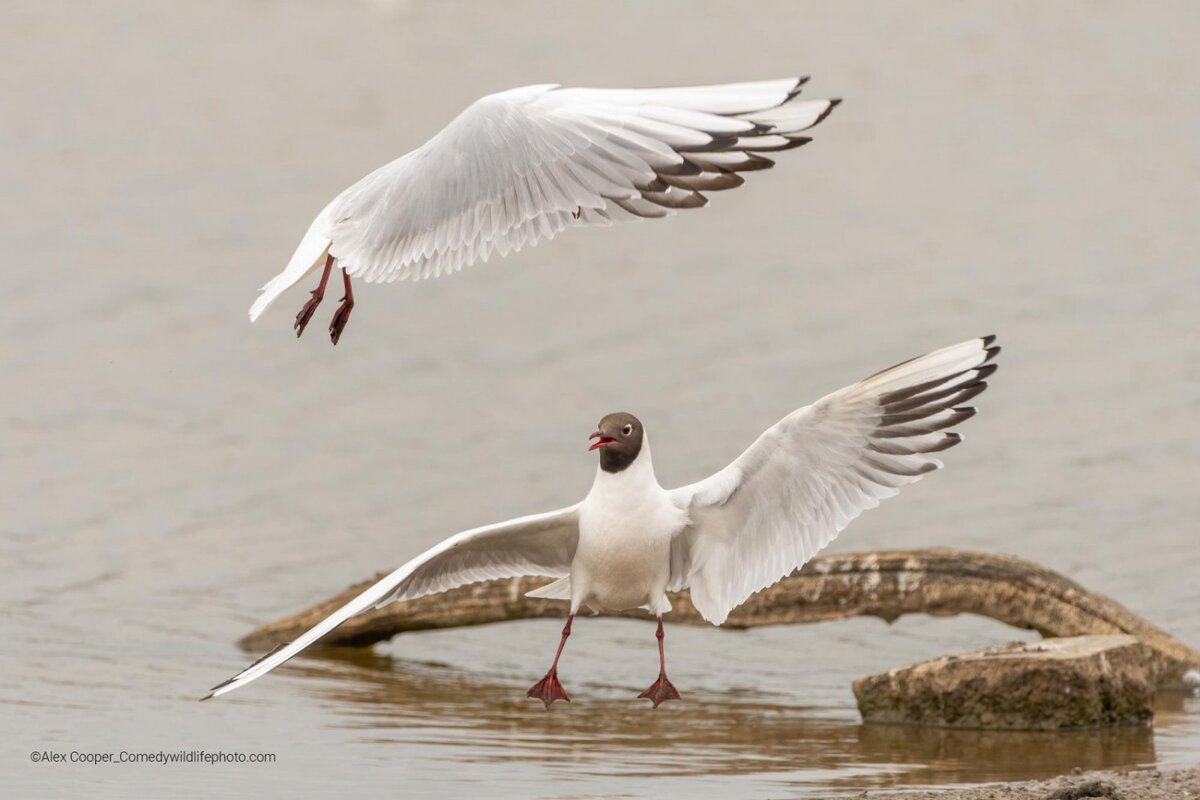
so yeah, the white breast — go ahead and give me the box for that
[571,444,687,614]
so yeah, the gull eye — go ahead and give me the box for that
[621,424,633,436]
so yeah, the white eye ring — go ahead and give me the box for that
[621,424,633,436]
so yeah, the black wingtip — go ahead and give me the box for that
[814,99,842,126]
[199,641,290,702]
[787,76,812,99]
[922,431,965,453]
[707,133,740,149]
[974,363,999,381]
[205,668,249,696]
[981,334,997,346]
[984,345,1002,363]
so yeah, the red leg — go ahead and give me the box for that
[526,615,573,710]
[294,255,334,337]
[328,268,354,345]
[638,616,681,708]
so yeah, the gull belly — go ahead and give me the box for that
[571,477,685,615]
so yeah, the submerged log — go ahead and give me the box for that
[853,635,1156,729]
[238,547,1200,686]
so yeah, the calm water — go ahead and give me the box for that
[3,1,1199,797]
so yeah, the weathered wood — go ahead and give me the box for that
[238,548,1200,686]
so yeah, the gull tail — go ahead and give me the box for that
[249,202,335,322]
[526,577,571,600]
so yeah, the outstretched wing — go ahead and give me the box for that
[328,77,837,283]
[668,337,1000,625]
[203,504,580,699]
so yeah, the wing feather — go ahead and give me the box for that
[203,504,580,699]
[668,337,999,625]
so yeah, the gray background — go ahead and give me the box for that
[3,1,1197,797]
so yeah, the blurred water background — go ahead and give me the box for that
[2,1,1198,797]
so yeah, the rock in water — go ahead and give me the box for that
[853,635,1154,730]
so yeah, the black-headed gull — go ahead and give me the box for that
[204,337,999,706]
[249,77,839,343]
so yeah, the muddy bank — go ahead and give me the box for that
[840,766,1200,800]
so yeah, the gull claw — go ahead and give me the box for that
[637,673,681,708]
[526,671,570,711]
[329,296,354,345]
[294,290,323,337]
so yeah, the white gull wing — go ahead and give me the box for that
[249,77,838,318]
[667,337,1000,625]
[203,504,580,699]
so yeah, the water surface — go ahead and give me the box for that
[3,1,1199,797]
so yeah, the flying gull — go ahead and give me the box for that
[249,77,839,343]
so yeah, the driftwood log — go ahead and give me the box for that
[239,547,1200,687]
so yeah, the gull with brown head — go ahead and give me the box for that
[204,337,999,708]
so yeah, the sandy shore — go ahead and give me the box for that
[846,767,1200,799]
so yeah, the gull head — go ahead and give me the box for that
[589,412,644,474]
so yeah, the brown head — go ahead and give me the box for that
[588,412,644,474]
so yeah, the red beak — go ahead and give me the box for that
[588,431,616,451]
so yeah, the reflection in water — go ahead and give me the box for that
[282,648,1158,794]
[851,724,1156,789]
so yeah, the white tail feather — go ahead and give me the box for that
[249,202,335,322]
[525,576,571,600]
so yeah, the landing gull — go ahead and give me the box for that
[204,337,999,707]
